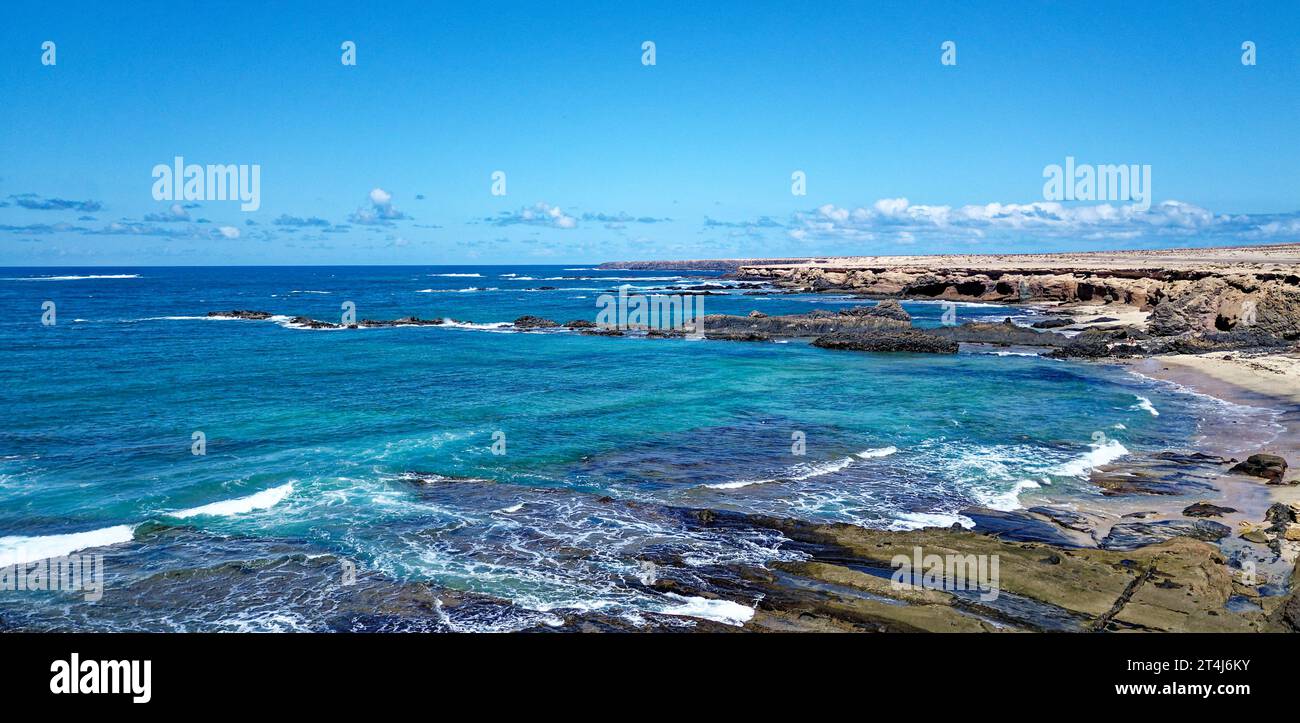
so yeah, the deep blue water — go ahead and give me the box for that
[0,265,1257,630]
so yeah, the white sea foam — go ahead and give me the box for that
[431,273,483,278]
[856,446,898,459]
[705,456,854,490]
[658,594,754,626]
[1051,439,1129,478]
[704,479,769,490]
[436,320,514,332]
[416,287,497,293]
[5,274,140,281]
[169,482,294,519]
[497,503,525,513]
[975,479,1042,511]
[1132,395,1160,416]
[0,524,135,566]
[290,290,331,294]
[888,512,974,531]
[791,457,854,480]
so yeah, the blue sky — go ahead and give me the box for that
[2,0,1298,265]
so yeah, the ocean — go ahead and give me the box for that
[0,265,1264,630]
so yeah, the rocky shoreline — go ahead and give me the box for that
[576,245,1300,632]
[196,246,1300,632]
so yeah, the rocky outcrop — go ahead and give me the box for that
[812,330,959,354]
[678,510,1274,632]
[1046,328,1149,359]
[359,316,443,327]
[1230,453,1290,483]
[513,315,559,329]
[1090,452,1231,496]
[845,298,911,322]
[209,310,273,320]
[1182,501,1237,518]
[701,304,912,338]
[930,318,1069,347]
[1099,519,1232,550]
[734,246,1300,340]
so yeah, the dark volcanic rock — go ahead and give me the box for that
[701,307,910,338]
[929,319,1067,347]
[359,316,443,327]
[1031,317,1074,329]
[1230,453,1290,483]
[210,310,273,320]
[1046,328,1146,359]
[1100,519,1232,550]
[1182,501,1237,518]
[813,329,958,354]
[513,315,559,329]
[1149,330,1291,355]
[839,299,911,322]
[704,330,770,342]
[563,319,597,329]
[1264,502,1297,529]
[290,315,341,329]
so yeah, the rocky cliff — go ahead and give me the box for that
[732,245,1300,338]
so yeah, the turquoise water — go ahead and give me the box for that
[0,266,1247,630]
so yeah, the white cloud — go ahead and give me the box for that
[488,202,578,229]
[788,198,1300,244]
[350,187,409,225]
